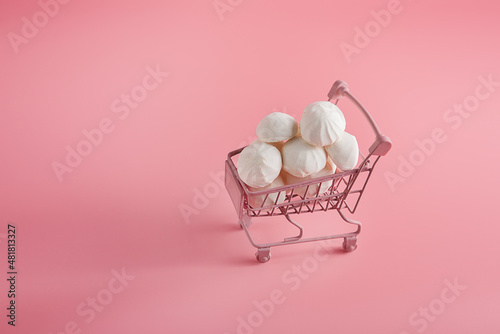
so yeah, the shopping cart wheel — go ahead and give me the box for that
[255,248,271,263]
[342,237,357,252]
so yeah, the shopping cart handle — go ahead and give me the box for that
[328,80,392,156]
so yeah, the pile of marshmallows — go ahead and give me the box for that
[237,101,359,208]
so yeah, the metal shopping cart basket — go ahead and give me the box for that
[225,80,392,262]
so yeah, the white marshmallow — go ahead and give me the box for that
[300,101,346,146]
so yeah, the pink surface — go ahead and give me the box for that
[1,0,500,333]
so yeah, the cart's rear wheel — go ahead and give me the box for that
[342,237,357,252]
[256,248,271,263]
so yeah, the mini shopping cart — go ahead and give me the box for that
[225,80,392,262]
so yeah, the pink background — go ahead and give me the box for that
[1,0,500,333]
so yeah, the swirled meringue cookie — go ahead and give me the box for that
[300,101,346,146]
[282,136,327,178]
[248,174,287,208]
[237,140,282,188]
[256,112,298,143]
[283,157,336,198]
[325,131,359,171]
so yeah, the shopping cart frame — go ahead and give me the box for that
[225,80,392,262]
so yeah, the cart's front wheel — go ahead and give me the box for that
[256,248,271,263]
[342,237,357,252]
